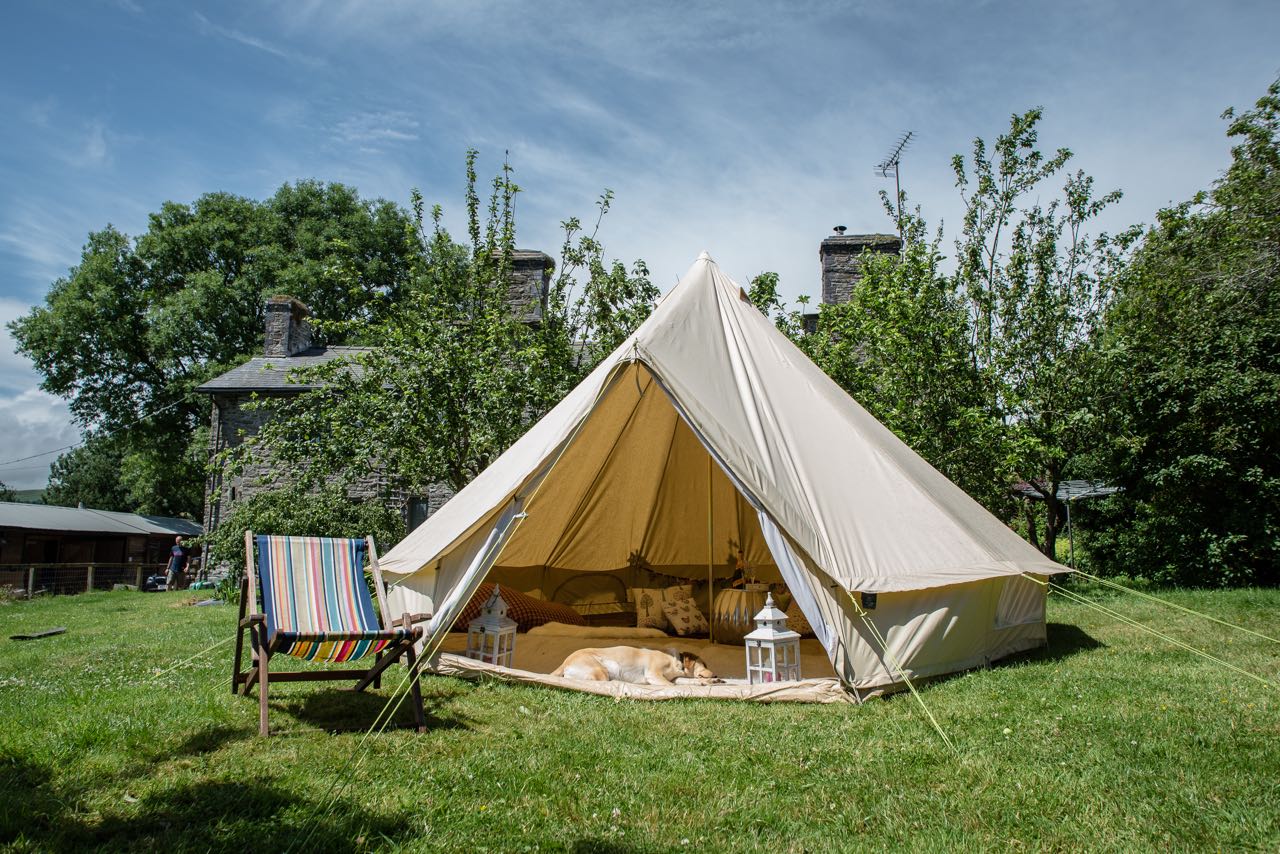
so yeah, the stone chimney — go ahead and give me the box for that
[818,230,902,306]
[263,296,313,357]
[505,250,555,325]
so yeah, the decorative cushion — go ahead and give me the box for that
[664,583,693,602]
[458,583,586,631]
[785,599,816,638]
[662,597,710,637]
[632,588,670,630]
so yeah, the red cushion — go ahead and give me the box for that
[458,583,587,631]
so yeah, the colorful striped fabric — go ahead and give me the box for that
[256,535,408,662]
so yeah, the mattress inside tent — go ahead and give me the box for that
[429,623,855,704]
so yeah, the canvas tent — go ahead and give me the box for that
[379,253,1070,698]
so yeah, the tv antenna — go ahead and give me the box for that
[875,130,913,239]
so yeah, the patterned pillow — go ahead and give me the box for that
[632,588,670,630]
[458,583,586,630]
[664,583,693,602]
[785,599,816,638]
[662,597,710,636]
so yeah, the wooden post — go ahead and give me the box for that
[135,565,144,588]
[27,567,35,597]
[86,564,94,593]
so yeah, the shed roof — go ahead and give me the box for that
[0,502,202,536]
[196,346,368,394]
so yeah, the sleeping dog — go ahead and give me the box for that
[550,646,718,686]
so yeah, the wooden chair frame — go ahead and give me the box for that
[231,531,431,736]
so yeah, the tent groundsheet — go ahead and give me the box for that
[430,626,853,703]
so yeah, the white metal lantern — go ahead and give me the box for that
[744,593,802,684]
[465,585,518,667]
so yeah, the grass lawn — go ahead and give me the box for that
[1,586,1277,852]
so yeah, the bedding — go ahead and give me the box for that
[459,582,586,630]
[527,622,669,639]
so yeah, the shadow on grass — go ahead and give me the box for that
[273,687,473,734]
[1,751,413,852]
[873,622,1105,700]
[162,725,252,760]
[1026,621,1105,663]
[570,839,659,853]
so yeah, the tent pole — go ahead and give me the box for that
[707,453,714,644]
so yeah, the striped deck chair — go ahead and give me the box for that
[232,531,430,736]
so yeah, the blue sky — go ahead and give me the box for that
[1,0,1277,488]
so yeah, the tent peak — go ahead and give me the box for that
[697,250,713,262]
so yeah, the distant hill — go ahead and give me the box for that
[12,489,46,504]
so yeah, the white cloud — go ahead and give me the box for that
[76,121,109,167]
[193,11,324,68]
[0,388,79,489]
[331,111,421,147]
[0,299,79,488]
[0,205,83,289]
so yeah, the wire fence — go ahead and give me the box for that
[0,562,188,597]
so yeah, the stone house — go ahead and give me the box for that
[197,251,554,536]
[198,234,897,538]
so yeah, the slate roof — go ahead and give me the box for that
[195,346,369,394]
[0,502,202,536]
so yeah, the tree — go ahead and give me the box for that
[43,435,131,511]
[9,182,417,517]
[0,481,15,502]
[946,110,1131,558]
[751,112,1126,557]
[1083,79,1280,586]
[223,153,657,508]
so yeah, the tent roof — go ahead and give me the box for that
[378,253,1067,593]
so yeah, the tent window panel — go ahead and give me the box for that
[994,575,1046,629]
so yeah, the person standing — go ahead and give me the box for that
[166,536,189,590]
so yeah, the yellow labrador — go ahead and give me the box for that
[551,646,717,686]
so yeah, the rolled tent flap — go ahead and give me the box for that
[758,509,833,650]
[405,498,525,651]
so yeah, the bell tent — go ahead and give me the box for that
[379,253,1070,700]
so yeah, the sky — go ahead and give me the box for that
[1,0,1277,489]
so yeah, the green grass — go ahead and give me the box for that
[1,587,1278,852]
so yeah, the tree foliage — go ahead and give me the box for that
[223,153,657,506]
[43,435,131,511]
[754,111,1126,557]
[9,182,417,517]
[946,110,1130,555]
[0,481,15,503]
[1082,79,1280,586]
[202,483,406,592]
